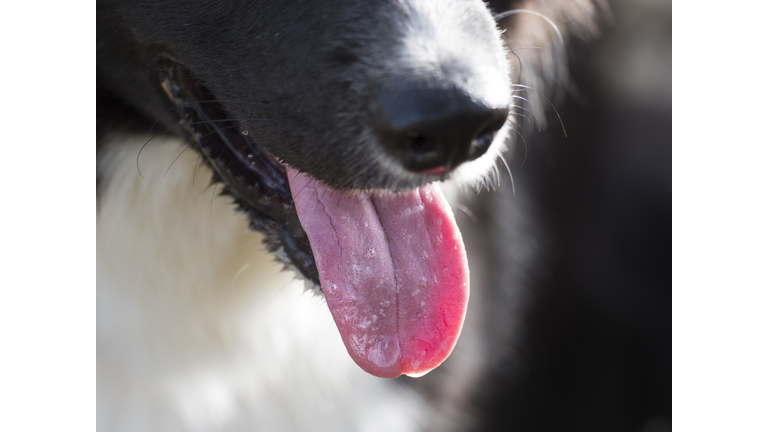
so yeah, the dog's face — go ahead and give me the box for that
[98,0,513,378]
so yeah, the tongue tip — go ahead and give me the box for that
[360,364,438,379]
[353,355,448,379]
[350,300,469,379]
[404,370,431,378]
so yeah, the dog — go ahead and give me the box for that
[97,1,603,430]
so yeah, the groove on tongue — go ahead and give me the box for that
[287,168,469,378]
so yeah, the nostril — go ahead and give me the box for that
[407,133,438,155]
[470,128,497,161]
[469,111,508,161]
[406,133,441,167]
[370,82,509,173]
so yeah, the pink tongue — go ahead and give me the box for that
[287,168,469,378]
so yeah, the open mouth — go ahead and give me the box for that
[158,63,320,285]
[159,62,470,378]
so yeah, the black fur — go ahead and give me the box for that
[97,0,507,191]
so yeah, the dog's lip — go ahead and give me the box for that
[158,62,320,285]
[419,166,447,175]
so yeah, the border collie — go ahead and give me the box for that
[97,1,602,430]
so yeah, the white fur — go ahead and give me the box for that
[97,137,427,431]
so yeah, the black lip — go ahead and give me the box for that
[157,62,320,286]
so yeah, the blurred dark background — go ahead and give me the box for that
[479,1,671,431]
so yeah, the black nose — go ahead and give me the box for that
[370,83,509,173]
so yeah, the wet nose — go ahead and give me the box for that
[370,83,509,173]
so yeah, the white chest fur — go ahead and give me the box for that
[97,137,426,431]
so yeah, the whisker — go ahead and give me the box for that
[164,145,192,178]
[136,130,172,180]
[186,127,232,186]
[496,9,569,106]
[192,155,201,186]
[137,119,271,179]
[455,204,478,223]
[192,130,226,184]
[500,155,516,197]
[510,84,567,137]
[507,48,523,83]
[494,9,565,45]
[149,105,183,135]
[147,100,271,131]
[290,164,343,204]
[510,104,542,132]
[509,112,532,126]
[210,183,218,216]
[506,125,529,167]
[290,176,314,205]
[508,46,541,52]
[283,168,317,206]
[511,94,532,104]
[505,47,544,84]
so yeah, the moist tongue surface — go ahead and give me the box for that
[287,168,469,378]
